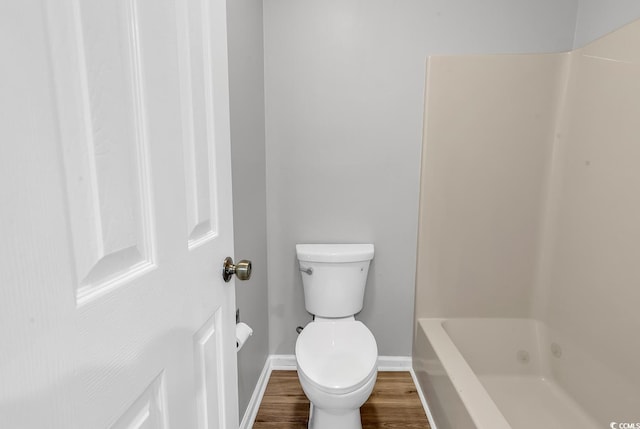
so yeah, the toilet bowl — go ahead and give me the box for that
[295,319,378,429]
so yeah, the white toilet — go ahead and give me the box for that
[294,243,378,429]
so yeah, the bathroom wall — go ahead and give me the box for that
[226,0,269,420]
[536,21,640,423]
[263,0,580,356]
[414,54,568,320]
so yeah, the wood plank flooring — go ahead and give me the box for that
[253,371,431,429]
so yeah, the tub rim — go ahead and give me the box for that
[418,318,512,429]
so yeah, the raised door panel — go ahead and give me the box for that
[176,0,220,249]
[194,307,226,429]
[111,373,170,429]
[47,0,156,306]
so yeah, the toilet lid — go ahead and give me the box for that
[295,321,378,394]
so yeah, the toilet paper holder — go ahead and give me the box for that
[235,322,253,352]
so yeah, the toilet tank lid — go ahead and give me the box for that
[296,244,374,263]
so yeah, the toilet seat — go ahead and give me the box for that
[295,321,378,395]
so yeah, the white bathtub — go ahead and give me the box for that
[414,318,600,429]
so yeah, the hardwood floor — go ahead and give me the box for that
[253,371,431,429]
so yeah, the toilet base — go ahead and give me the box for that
[299,371,377,429]
[308,403,362,429]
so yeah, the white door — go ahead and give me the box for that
[0,0,239,428]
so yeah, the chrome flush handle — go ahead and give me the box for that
[299,266,313,275]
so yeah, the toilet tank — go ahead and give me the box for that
[296,244,374,318]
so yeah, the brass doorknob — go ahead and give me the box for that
[222,257,252,282]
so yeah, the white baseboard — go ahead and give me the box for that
[262,354,414,371]
[240,354,429,429]
[377,355,412,371]
[269,354,296,370]
[239,357,272,429]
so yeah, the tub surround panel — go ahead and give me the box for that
[541,20,640,423]
[416,54,566,319]
[579,16,640,62]
[414,18,640,427]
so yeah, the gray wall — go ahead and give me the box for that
[263,0,579,356]
[226,0,268,420]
